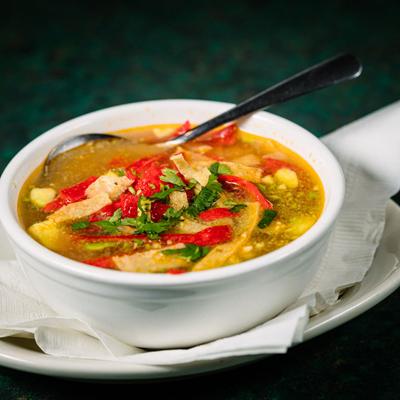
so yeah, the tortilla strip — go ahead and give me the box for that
[113,245,190,273]
[48,193,111,223]
[193,202,260,271]
[170,153,211,187]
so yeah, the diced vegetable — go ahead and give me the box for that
[84,241,120,251]
[30,187,56,208]
[28,220,64,251]
[162,244,210,262]
[150,201,170,222]
[120,193,139,218]
[274,168,299,189]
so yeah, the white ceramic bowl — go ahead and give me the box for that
[0,100,345,349]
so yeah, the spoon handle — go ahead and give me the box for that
[171,54,362,145]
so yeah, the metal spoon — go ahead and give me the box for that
[43,53,362,174]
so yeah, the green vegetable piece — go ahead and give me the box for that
[258,209,277,229]
[84,241,119,251]
[187,174,222,217]
[94,220,121,234]
[160,168,186,187]
[150,186,178,200]
[71,221,90,231]
[162,244,210,262]
[230,204,247,213]
[209,162,232,175]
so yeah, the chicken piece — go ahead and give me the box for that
[28,220,65,251]
[85,173,133,200]
[113,245,190,273]
[193,202,260,271]
[48,193,111,223]
[169,190,188,211]
[170,153,211,187]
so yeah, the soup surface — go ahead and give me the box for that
[19,122,324,273]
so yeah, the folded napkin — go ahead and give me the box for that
[1,101,400,365]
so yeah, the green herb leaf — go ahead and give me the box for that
[160,168,186,187]
[111,168,126,177]
[230,204,247,213]
[258,209,277,229]
[94,220,121,234]
[209,162,232,175]
[71,221,90,231]
[187,174,222,217]
[162,244,210,262]
[150,186,178,200]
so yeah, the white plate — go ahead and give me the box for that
[0,201,399,382]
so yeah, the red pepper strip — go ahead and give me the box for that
[198,207,238,221]
[42,197,66,213]
[218,175,273,209]
[88,200,121,222]
[263,158,296,174]
[171,120,191,137]
[151,201,170,222]
[84,256,116,269]
[43,176,98,213]
[168,268,188,275]
[162,225,233,247]
[120,193,139,218]
[76,234,147,241]
[197,123,238,146]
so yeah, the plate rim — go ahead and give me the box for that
[0,201,399,381]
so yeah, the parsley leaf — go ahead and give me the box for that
[187,174,222,217]
[71,221,90,231]
[111,168,126,177]
[230,204,247,213]
[162,244,210,262]
[258,209,277,229]
[150,186,179,200]
[160,168,186,187]
[209,162,232,175]
[94,220,121,234]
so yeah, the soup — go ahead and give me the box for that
[18,122,324,273]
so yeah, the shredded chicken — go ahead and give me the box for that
[85,173,133,200]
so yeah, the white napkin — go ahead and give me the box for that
[1,101,400,365]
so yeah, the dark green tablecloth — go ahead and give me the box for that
[1,1,399,398]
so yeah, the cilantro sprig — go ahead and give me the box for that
[160,168,186,187]
[209,162,232,175]
[162,244,210,262]
[186,174,222,217]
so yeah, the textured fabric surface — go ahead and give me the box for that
[0,0,399,398]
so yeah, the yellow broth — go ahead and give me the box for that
[18,124,324,273]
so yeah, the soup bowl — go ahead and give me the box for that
[0,100,345,349]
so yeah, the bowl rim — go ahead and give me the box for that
[0,99,345,287]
